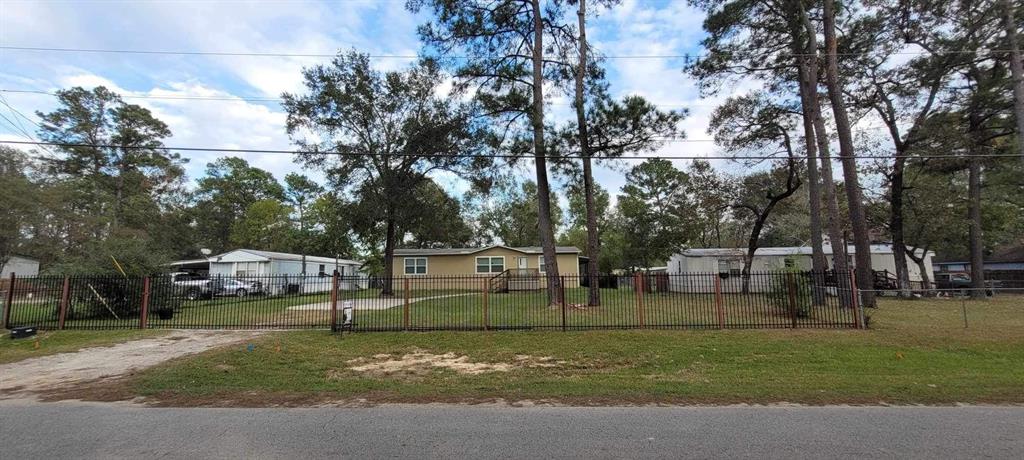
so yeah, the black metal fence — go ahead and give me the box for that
[2,271,864,331]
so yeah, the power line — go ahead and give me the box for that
[1,140,1016,160]
[0,45,1013,60]
[0,88,708,108]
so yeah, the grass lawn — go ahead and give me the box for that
[122,295,1024,406]
[6,286,852,330]
[0,329,167,365]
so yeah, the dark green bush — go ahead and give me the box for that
[64,277,183,320]
[768,269,812,317]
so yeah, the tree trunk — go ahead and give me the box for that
[822,0,876,308]
[795,45,827,306]
[530,0,561,306]
[741,216,766,296]
[1002,0,1024,162]
[574,0,601,306]
[381,210,397,297]
[114,150,127,231]
[906,247,932,292]
[889,158,912,298]
[799,8,852,307]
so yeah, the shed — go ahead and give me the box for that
[1,255,40,278]
[207,249,367,293]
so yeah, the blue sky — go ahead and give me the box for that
[0,0,746,198]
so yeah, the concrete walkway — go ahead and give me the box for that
[287,293,476,311]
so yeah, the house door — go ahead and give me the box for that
[517,257,528,272]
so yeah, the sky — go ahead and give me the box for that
[0,0,751,199]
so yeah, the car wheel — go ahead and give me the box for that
[186,288,201,301]
[236,288,248,297]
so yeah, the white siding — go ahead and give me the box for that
[1,256,40,277]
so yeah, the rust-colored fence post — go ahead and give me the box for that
[560,275,567,332]
[57,275,71,330]
[481,278,489,331]
[714,274,725,329]
[139,277,151,329]
[403,278,410,331]
[3,272,15,329]
[330,271,339,332]
[786,272,798,328]
[633,272,645,328]
[848,270,861,329]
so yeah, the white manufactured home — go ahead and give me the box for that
[1,255,40,278]
[207,249,367,293]
[666,244,935,293]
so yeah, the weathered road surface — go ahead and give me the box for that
[0,404,1021,459]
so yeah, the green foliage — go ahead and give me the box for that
[46,232,172,276]
[478,181,563,247]
[616,159,693,268]
[194,157,285,254]
[0,147,37,268]
[767,269,812,318]
[28,86,187,272]
[398,180,475,248]
[229,199,296,252]
[283,51,493,284]
[65,276,182,320]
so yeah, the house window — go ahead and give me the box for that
[318,264,326,277]
[476,256,505,274]
[538,256,546,273]
[235,262,260,277]
[718,259,741,276]
[404,257,427,275]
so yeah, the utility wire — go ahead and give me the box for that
[0,45,1014,60]
[1,140,1016,160]
[0,88,707,108]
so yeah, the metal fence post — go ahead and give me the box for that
[403,278,410,331]
[3,272,15,329]
[330,271,339,333]
[634,272,645,328]
[714,274,725,329]
[961,295,968,329]
[139,277,151,329]
[786,272,798,328]
[560,276,567,332]
[57,275,71,330]
[482,278,489,331]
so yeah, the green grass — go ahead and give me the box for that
[0,329,167,365]
[125,295,1024,406]
[6,286,848,330]
[354,287,850,330]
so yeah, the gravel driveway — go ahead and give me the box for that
[0,330,258,399]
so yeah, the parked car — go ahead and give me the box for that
[210,278,264,297]
[170,272,212,300]
[934,272,999,296]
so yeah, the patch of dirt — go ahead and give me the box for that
[0,330,259,401]
[642,361,712,384]
[336,349,568,378]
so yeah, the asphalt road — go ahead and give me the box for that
[1,403,1021,459]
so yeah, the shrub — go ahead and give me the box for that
[768,269,812,317]
[64,276,183,320]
